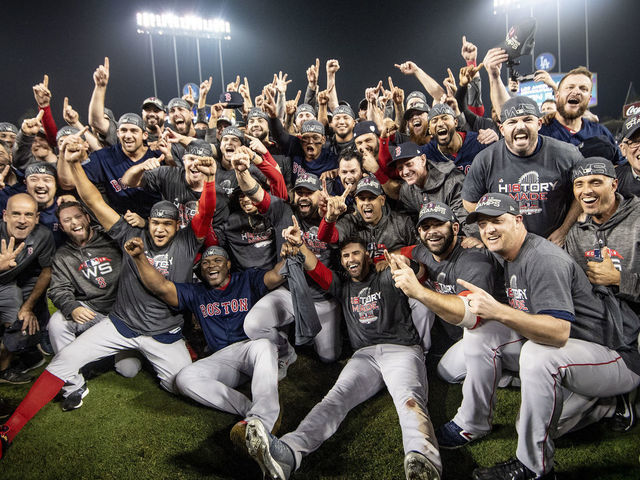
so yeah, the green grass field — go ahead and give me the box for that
[1,341,639,480]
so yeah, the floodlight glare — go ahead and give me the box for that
[136,11,231,39]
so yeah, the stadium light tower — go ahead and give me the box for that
[136,12,231,97]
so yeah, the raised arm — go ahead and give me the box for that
[482,48,511,115]
[395,61,445,103]
[88,57,111,136]
[61,128,120,231]
[124,237,179,307]
[325,59,340,112]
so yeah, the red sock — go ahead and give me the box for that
[5,370,64,442]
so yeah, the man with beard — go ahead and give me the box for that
[616,114,640,198]
[57,115,162,218]
[244,230,442,480]
[47,201,135,411]
[140,97,166,143]
[167,98,198,139]
[14,111,57,169]
[399,101,432,146]
[463,96,583,245]
[235,157,342,368]
[420,104,491,175]
[0,124,18,151]
[391,202,505,385]
[0,194,54,384]
[0,131,217,460]
[324,147,366,201]
[327,104,356,154]
[263,90,338,181]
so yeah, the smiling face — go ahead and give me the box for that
[395,155,427,186]
[330,113,355,140]
[220,135,242,163]
[621,131,640,174]
[0,131,16,149]
[4,194,38,241]
[354,132,379,156]
[338,158,364,190]
[429,114,457,147]
[25,173,56,208]
[147,217,178,248]
[31,135,53,160]
[182,154,205,186]
[238,193,258,215]
[247,116,269,141]
[142,105,165,131]
[201,254,231,288]
[340,241,370,281]
[573,174,618,224]
[355,191,384,225]
[500,114,542,157]
[477,213,524,260]
[117,124,147,157]
[418,219,458,258]
[59,205,92,246]
[556,73,592,121]
[169,106,193,134]
[408,111,429,138]
[293,187,321,219]
[295,111,315,131]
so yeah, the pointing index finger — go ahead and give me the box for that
[64,96,69,110]
[36,109,45,122]
[457,278,480,292]
[104,57,109,70]
[388,76,395,91]
[291,215,300,230]
[43,74,49,88]
[462,35,467,45]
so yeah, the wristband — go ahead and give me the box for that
[244,183,260,196]
[459,296,481,329]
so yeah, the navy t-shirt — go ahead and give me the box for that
[175,268,269,352]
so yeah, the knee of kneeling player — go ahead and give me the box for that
[519,341,558,379]
[115,356,142,378]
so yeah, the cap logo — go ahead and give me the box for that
[478,196,502,208]
[224,92,232,102]
[625,116,640,130]
[395,146,402,157]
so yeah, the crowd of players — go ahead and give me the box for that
[0,33,639,480]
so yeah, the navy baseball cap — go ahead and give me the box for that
[417,202,457,225]
[467,193,520,223]
[141,97,165,111]
[578,136,617,162]
[622,114,640,140]
[427,104,456,122]
[294,172,320,192]
[389,142,422,167]
[500,96,541,123]
[219,91,244,108]
[353,121,379,138]
[497,17,537,61]
[300,120,324,136]
[404,101,430,121]
[571,157,616,182]
[355,177,383,197]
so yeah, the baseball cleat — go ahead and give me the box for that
[277,344,297,382]
[12,350,45,374]
[61,384,89,411]
[230,420,249,457]
[245,418,294,480]
[0,425,10,460]
[472,458,556,479]
[404,451,441,480]
[0,369,33,385]
[608,390,636,432]
[436,420,487,449]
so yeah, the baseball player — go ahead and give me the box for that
[0,130,218,460]
[232,149,342,368]
[244,224,441,480]
[616,113,640,198]
[125,240,287,451]
[410,193,639,479]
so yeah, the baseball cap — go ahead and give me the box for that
[404,101,430,121]
[406,91,427,106]
[500,96,541,122]
[496,17,537,61]
[467,193,520,224]
[353,121,379,138]
[149,200,179,220]
[55,125,80,143]
[294,172,320,192]
[0,122,18,134]
[332,104,355,119]
[203,245,229,260]
[358,98,368,111]
[216,116,232,127]
[247,108,269,121]
[427,104,456,122]
[417,202,457,225]
[621,114,640,140]
[117,113,145,130]
[389,142,422,166]
[219,91,244,109]
[220,126,244,141]
[25,162,56,178]
[296,104,316,118]
[167,98,191,110]
[185,139,213,157]
[571,157,616,182]
[300,120,324,136]
[354,177,383,197]
[141,97,165,111]
[578,136,618,162]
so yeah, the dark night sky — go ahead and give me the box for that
[3,0,639,126]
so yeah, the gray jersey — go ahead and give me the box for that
[462,136,581,238]
[48,229,122,318]
[107,217,202,335]
[142,166,229,229]
[0,222,54,284]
